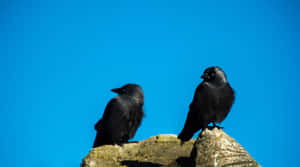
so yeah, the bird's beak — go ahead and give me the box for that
[111,88,121,94]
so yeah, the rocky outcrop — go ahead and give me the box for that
[190,128,260,167]
[81,134,195,167]
[81,129,260,167]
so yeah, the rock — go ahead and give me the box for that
[81,134,195,167]
[81,130,260,167]
[190,128,260,167]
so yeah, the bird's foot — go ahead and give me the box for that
[207,125,224,130]
[215,125,224,129]
[212,122,224,129]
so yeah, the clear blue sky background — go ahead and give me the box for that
[1,0,299,166]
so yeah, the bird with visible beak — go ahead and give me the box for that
[93,84,144,147]
[178,66,235,143]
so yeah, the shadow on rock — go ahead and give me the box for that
[121,160,162,167]
[175,157,195,167]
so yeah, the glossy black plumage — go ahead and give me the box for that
[178,66,235,143]
[93,84,144,147]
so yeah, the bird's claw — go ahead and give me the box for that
[207,125,224,130]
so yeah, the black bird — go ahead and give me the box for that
[178,66,235,143]
[93,84,144,148]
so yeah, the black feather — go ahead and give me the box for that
[93,84,144,147]
[178,66,235,143]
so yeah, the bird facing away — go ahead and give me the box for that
[178,66,235,143]
[93,84,144,148]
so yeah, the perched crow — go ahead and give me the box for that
[93,84,144,147]
[178,66,235,143]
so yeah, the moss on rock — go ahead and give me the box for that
[81,134,194,167]
[81,130,260,167]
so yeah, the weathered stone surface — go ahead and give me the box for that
[81,134,195,167]
[190,128,260,167]
[81,130,260,167]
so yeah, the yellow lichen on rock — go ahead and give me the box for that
[81,134,194,167]
[81,130,260,167]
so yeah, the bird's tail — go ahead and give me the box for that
[93,132,105,148]
[178,128,194,145]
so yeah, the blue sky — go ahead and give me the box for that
[1,0,299,166]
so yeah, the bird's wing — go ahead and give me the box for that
[95,99,114,131]
[127,107,144,138]
[190,83,211,110]
[179,84,210,142]
[94,98,125,130]
[190,83,220,126]
[100,97,132,141]
[215,84,235,121]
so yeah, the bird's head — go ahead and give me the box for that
[201,66,228,85]
[111,84,144,104]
